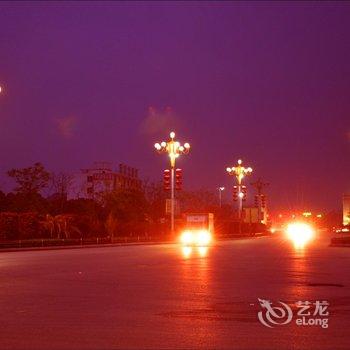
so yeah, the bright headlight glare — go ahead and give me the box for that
[180,231,193,245]
[197,230,211,246]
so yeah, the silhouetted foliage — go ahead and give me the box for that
[7,162,51,195]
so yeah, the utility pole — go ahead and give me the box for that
[154,132,190,234]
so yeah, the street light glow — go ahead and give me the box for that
[226,159,253,224]
[154,131,190,232]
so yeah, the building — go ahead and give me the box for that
[68,162,142,200]
[343,194,350,226]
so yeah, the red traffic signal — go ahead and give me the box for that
[175,168,182,191]
[254,194,259,207]
[241,185,247,201]
[233,186,238,201]
[163,169,170,191]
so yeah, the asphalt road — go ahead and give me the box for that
[0,232,349,349]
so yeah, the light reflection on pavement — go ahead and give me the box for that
[0,232,349,349]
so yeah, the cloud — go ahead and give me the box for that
[55,116,77,138]
[140,106,178,135]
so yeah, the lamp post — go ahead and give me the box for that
[154,131,190,233]
[218,187,225,208]
[226,159,253,221]
[251,178,269,224]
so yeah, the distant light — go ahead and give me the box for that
[184,142,190,149]
[238,159,242,165]
[302,212,312,217]
[154,143,161,150]
[161,141,166,147]
[226,167,232,172]
[238,192,244,198]
[170,131,175,139]
[219,187,225,191]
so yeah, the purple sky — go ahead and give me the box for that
[0,2,349,211]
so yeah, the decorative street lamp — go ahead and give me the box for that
[218,187,225,208]
[154,131,190,233]
[226,159,253,220]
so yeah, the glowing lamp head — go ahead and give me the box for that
[226,167,232,173]
[170,131,175,139]
[154,143,161,150]
[238,159,242,165]
[184,142,190,149]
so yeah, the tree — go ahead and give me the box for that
[50,172,73,198]
[7,162,51,195]
[104,189,150,236]
[48,172,74,213]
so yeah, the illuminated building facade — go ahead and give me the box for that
[68,162,142,200]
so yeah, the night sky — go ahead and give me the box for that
[0,2,349,211]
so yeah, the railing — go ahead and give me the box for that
[0,236,171,249]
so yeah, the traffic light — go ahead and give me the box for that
[254,194,259,207]
[261,195,266,208]
[163,169,170,191]
[241,185,247,201]
[175,168,182,190]
[233,186,238,201]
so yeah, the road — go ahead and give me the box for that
[0,232,349,349]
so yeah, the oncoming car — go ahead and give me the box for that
[179,213,214,247]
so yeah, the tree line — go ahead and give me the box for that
[0,162,223,241]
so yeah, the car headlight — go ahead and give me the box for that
[180,231,194,245]
[196,230,211,246]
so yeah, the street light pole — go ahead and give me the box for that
[251,178,269,223]
[218,187,225,208]
[226,159,253,232]
[154,131,190,234]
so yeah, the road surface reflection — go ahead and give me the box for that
[181,246,209,258]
